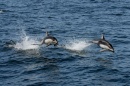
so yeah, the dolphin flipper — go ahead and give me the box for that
[100,49,107,52]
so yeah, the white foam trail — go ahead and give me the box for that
[14,30,40,50]
[65,39,91,51]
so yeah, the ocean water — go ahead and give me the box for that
[0,0,130,86]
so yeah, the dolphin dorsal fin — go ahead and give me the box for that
[46,31,49,36]
[101,34,105,40]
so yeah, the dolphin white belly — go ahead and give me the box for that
[99,44,109,49]
[92,34,114,52]
[45,39,53,44]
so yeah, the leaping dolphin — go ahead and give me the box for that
[92,34,114,52]
[41,31,58,46]
[33,31,58,47]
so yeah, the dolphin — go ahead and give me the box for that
[4,40,16,48]
[41,31,58,46]
[33,31,58,47]
[92,34,114,52]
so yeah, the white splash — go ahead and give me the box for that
[65,39,91,51]
[0,10,3,13]
[14,30,40,50]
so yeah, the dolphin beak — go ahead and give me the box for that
[110,49,114,53]
[112,50,114,53]
[54,42,58,46]
[113,51,115,53]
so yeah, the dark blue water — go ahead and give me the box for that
[0,0,130,86]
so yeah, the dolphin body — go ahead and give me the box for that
[41,32,58,46]
[33,32,58,47]
[4,40,16,48]
[92,34,114,52]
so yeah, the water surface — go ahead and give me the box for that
[0,0,130,86]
